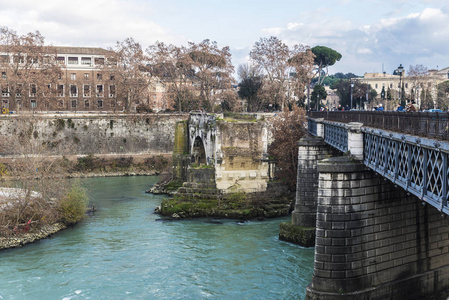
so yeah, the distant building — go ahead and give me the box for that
[356,67,449,109]
[0,46,171,113]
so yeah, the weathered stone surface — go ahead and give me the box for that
[291,136,339,231]
[279,222,315,247]
[306,157,449,300]
[0,114,188,157]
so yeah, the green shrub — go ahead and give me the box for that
[75,155,96,171]
[58,183,88,225]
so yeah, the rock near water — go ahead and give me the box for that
[0,223,67,251]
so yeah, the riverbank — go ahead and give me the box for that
[0,223,66,251]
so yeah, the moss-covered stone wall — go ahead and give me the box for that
[0,114,188,157]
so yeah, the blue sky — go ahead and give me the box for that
[0,0,447,77]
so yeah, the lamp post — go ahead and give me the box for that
[397,64,404,106]
[350,80,354,109]
[416,85,420,108]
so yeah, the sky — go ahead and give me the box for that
[0,0,448,78]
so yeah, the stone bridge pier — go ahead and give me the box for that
[307,156,449,299]
[291,119,449,299]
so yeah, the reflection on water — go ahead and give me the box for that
[0,176,314,299]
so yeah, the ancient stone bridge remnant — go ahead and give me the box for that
[180,111,273,193]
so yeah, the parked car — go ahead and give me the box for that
[424,109,443,112]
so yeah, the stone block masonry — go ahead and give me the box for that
[306,156,449,300]
[280,136,340,247]
[0,114,188,158]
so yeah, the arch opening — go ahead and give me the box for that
[192,136,207,166]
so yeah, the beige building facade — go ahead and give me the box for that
[357,67,449,110]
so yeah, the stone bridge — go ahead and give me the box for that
[174,111,274,193]
[287,111,449,299]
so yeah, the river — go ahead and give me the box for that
[0,176,314,299]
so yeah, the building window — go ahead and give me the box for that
[1,72,6,79]
[110,75,115,81]
[390,83,393,88]
[68,57,78,65]
[70,85,78,97]
[0,55,9,63]
[30,84,37,97]
[375,84,378,89]
[109,85,116,98]
[71,73,76,80]
[97,99,103,108]
[1,86,9,97]
[96,84,104,97]
[14,55,25,64]
[44,84,51,97]
[97,73,102,80]
[71,99,77,108]
[15,84,22,97]
[81,57,91,65]
[58,84,64,97]
[58,99,64,108]
[405,83,408,89]
[2,99,9,109]
[84,73,89,80]
[84,99,90,108]
[30,99,37,108]
[95,57,104,65]
[83,85,91,97]
[57,56,65,65]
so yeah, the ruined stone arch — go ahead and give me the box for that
[192,136,206,165]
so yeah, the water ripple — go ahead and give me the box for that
[0,176,314,299]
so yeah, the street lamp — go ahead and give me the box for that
[350,80,354,109]
[416,85,420,108]
[397,64,404,106]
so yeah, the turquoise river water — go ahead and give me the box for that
[0,176,314,299]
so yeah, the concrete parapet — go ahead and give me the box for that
[305,156,449,300]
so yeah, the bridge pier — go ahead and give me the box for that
[280,136,337,246]
[305,156,449,300]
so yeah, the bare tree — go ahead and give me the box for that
[0,116,87,237]
[407,64,429,108]
[188,39,234,111]
[0,27,61,113]
[146,41,197,112]
[250,36,291,111]
[288,46,316,107]
[104,38,149,112]
[268,106,307,191]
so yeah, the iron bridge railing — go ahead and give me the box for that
[363,127,449,214]
[309,111,449,140]
[324,121,348,153]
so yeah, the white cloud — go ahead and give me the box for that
[260,6,449,75]
[0,0,185,49]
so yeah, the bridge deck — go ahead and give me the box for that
[308,113,449,215]
[309,111,449,140]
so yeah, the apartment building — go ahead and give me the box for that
[0,46,120,113]
[54,47,118,112]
